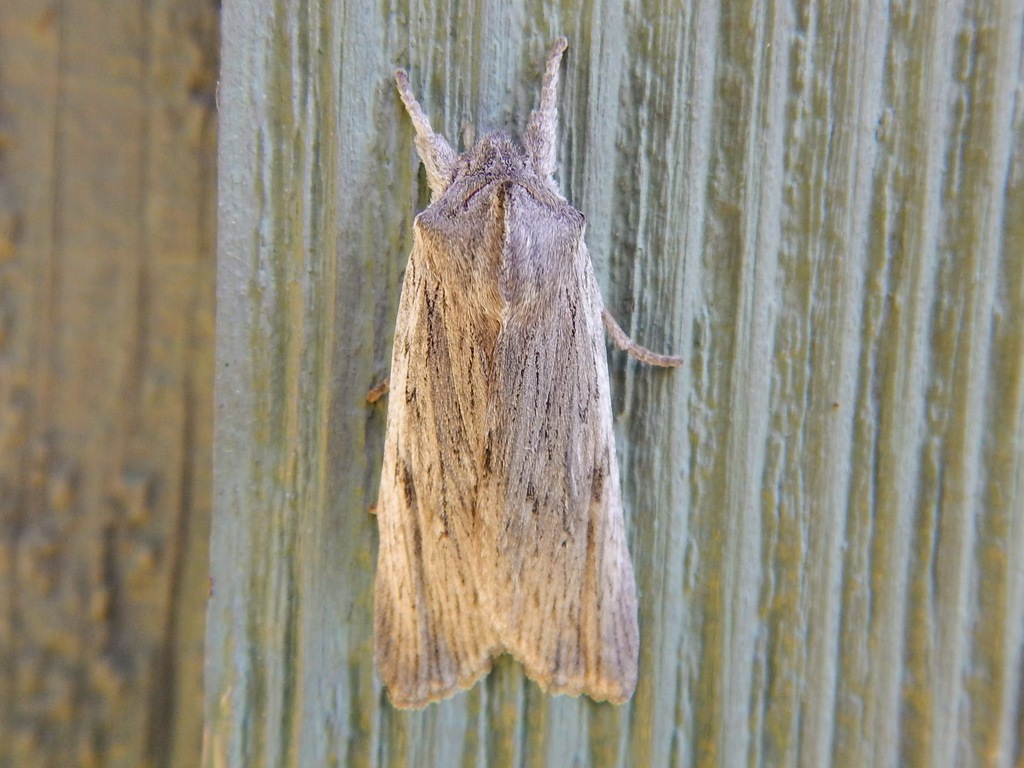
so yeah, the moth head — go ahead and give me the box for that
[395,37,569,201]
[447,130,550,204]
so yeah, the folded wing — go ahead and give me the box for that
[476,188,639,703]
[374,254,502,708]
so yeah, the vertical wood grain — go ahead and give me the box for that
[208,0,1024,765]
[0,0,218,765]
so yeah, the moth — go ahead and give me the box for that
[374,36,681,709]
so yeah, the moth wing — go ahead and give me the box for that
[374,248,500,709]
[479,190,639,703]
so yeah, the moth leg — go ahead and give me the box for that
[602,309,683,368]
[461,119,476,150]
[366,378,390,404]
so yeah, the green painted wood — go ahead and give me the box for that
[207,0,1024,766]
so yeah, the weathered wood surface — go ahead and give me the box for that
[208,0,1024,766]
[0,0,218,765]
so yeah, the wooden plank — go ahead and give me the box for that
[0,0,217,765]
[208,1,1024,766]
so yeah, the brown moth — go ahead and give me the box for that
[374,36,681,709]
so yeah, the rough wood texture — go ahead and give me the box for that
[0,0,218,765]
[208,0,1024,766]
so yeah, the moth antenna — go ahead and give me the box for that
[524,36,568,181]
[602,310,683,367]
[395,69,458,197]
